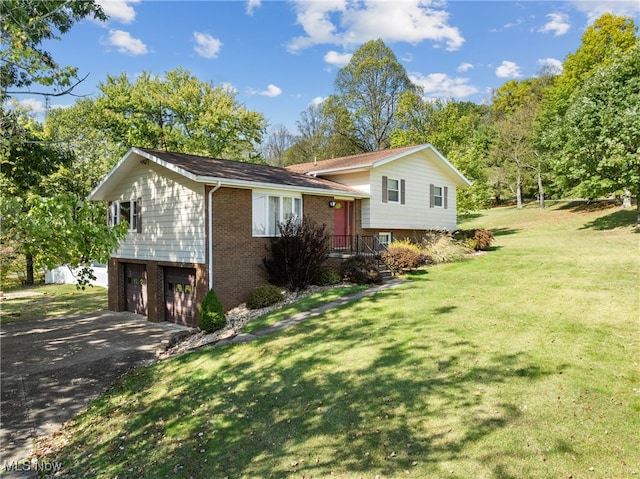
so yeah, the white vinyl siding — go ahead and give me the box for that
[363,150,458,230]
[111,162,206,263]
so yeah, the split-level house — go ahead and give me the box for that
[88,144,471,327]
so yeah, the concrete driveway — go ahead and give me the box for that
[1,310,191,472]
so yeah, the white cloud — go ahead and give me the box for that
[324,50,353,67]
[193,32,223,59]
[457,62,473,72]
[18,98,47,114]
[287,0,464,52]
[220,82,238,94]
[410,72,478,99]
[96,0,139,24]
[495,61,522,78]
[539,13,571,36]
[570,0,640,23]
[259,84,282,98]
[310,96,326,107]
[537,58,563,75]
[105,29,147,55]
[246,0,261,15]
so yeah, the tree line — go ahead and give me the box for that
[1,1,638,286]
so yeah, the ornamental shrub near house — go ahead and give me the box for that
[380,239,426,275]
[246,284,284,310]
[199,289,226,333]
[313,266,342,286]
[454,229,495,251]
[340,255,382,285]
[263,215,331,291]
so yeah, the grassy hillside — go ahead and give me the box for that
[38,201,639,478]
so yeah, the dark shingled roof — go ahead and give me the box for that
[138,148,364,195]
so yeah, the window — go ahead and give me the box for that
[433,186,443,207]
[382,176,405,204]
[252,192,302,236]
[429,184,448,209]
[387,179,399,202]
[109,198,142,232]
[378,232,392,247]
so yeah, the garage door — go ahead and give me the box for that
[124,263,147,315]
[164,267,197,327]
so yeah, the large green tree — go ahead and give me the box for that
[536,13,638,197]
[95,68,267,160]
[0,0,125,287]
[489,77,552,209]
[555,41,640,223]
[330,39,416,152]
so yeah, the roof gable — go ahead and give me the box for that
[89,147,368,201]
[286,144,471,187]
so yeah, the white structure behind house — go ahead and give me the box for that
[45,264,108,288]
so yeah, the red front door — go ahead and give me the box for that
[333,201,353,249]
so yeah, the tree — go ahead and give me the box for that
[489,77,553,209]
[0,107,74,284]
[43,98,123,197]
[555,41,640,223]
[391,93,492,212]
[331,39,416,151]
[1,193,127,288]
[95,68,267,160]
[536,14,638,197]
[261,124,296,166]
[1,0,107,98]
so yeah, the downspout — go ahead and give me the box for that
[208,182,222,290]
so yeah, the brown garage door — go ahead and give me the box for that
[165,267,197,327]
[124,263,147,315]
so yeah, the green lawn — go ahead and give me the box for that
[0,284,108,324]
[37,201,640,478]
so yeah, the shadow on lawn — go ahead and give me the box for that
[57,289,561,479]
[580,208,638,231]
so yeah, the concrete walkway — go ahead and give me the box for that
[216,279,405,347]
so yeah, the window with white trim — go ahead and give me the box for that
[109,198,141,232]
[429,184,447,209]
[387,179,400,203]
[252,192,302,237]
[433,186,444,207]
[378,232,392,247]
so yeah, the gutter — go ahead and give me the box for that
[208,181,222,290]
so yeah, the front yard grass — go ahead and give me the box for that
[37,201,640,478]
[241,284,368,333]
[0,284,108,324]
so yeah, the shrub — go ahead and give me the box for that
[380,239,426,275]
[263,215,331,291]
[341,255,382,285]
[246,284,284,310]
[199,289,226,333]
[313,266,342,286]
[420,231,472,264]
[454,229,495,251]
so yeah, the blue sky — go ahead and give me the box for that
[16,0,640,133]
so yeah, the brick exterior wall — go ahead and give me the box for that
[108,258,207,323]
[108,189,369,322]
[210,187,270,310]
